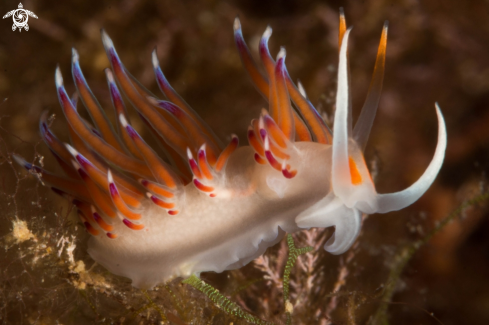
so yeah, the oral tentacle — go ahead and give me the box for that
[374,103,447,213]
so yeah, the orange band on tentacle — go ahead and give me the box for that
[108,172,142,220]
[339,8,347,50]
[82,218,99,236]
[57,79,153,179]
[103,41,189,158]
[16,160,91,202]
[215,135,238,172]
[262,114,287,149]
[193,179,214,193]
[187,148,203,180]
[259,29,279,122]
[92,210,114,232]
[72,50,125,153]
[67,124,145,199]
[259,116,290,160]
[40,114,80,179]
[149,194,176,209]
[156,100,220,166]
[293,111,312,142]
[105,69,144,160]
[268,140,290,160]
[139,179,174,198]
[67,123,105,170]
[152,51,223,151]
[77,167,117,218]
[197,145,213,180]
[138,114,192,183]
[281,162,297,179]
[123,218,144,230]
[234,18,269,99]
[234,21,332,144]
[247,127,265,157]
[285,74,332,144]
[120,115,180,189]
[127,71,188,138]
[74,202,100,236]
[70,148,142,209]
[74,200,95,221]
[254,153,267,165]
[274,53,295,141]
[262,135,282,171]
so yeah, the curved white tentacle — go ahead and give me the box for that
[374,103,446,213]
[332,28,353,202]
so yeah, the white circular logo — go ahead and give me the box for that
[2,3,38,32]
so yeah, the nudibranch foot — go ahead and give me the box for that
[14,11,446,288]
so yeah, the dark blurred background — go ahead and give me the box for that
[1,0,489,324]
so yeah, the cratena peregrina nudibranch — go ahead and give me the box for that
[14,13,446,288]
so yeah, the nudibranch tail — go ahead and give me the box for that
[14,11,446,287]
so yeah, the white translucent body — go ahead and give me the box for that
[89,142,331,288]
[85,28,448,289]
[37,25,442,290]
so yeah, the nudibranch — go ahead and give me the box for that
[14,13,446,288]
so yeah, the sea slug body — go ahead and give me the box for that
[14,12,447,288]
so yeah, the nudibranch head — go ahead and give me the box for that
[14,11,446,288]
